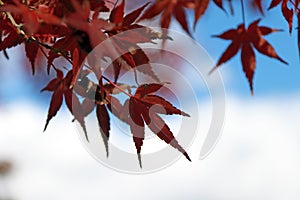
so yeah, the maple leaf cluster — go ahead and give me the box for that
[0,0,299,166]
[0,0,192,166]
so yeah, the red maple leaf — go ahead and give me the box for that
[0,18,41,74]
[106,0,162,82]
[268,0,294,33]
[0,0,61,34]
[25,41,39,74]
[211,19,287,94]
[41,69,88,141]
[73,73,135,157]
[267,0,300,57]
[64,0,108,49]
[139,0,210,35]
[0,18,24,51]
[251,0,264,14]
[113,83,191,167]
[213,0,224,10]
[46,33,76,72]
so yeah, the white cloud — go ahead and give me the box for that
[0,94,300,200]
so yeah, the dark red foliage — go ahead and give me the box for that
[139,0,211,35]
[268,0,294,33]
[0,0,299,167]
[115,84,191,166]
[41,69,88,141]
[106,0,162,82]
[211,20,287,94]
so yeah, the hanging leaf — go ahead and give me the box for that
[211,20,287,94]
[126,83,191,166]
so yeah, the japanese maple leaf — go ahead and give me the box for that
[268,0,294,33]
[108,1,163,43]
[46,29,90,89]
[41,69,89,141]
[0,18,39,74]
[26,23,72,74]
[0,0,61,34]
[211,19,287,94]
[268,0,300,56]
[114,83,191,167]
[138,0,223,32]
[0,18,24,51]
[106,0,162,82]
[65,0,108,48]
[25,41,39,74]
[50,0,109,18]
[213,0,224,10]
[73,72,134,157]
[94,78,112,157]
[139,0,206,34]
[251,0,264,14]
[47,33,77,72]
[0,2,68,74]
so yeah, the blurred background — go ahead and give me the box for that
[1,1,300,200]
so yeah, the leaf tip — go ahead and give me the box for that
[84,131,90,143]
[43,121,49,132]
[277,57,288,65]
[208,66,218,75]
[184,152,192,162]
[31,66,35,76]
[138,153,142,168]
[193,22,197,32]
[182,112,191,117]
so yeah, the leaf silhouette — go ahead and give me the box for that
[0,1,61,34]
[25,41,39,75]
[194,0,209,30]
[0,19,24,51]
[47,34,77,73]
[110,0,125,24]
[96,103,110,157]
[211,19,287,94]
[125,83,191,167]
[253,0,264,14]
[213,0,224,10]
[95,80,111,157]
[123,2,150,26]
[139,0,210,35]
[42,70,88,141]
[106,1,161,82]
[268,0,293,33]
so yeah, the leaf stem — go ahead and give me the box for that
[38,45,58,71]
[241,0,246,25]
[289,0,300,12]
[0,0,22,29]
[102,75,132,97]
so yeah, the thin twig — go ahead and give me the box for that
[240,0,246,25]
[289,0,300,12]
[102,75,132,97]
